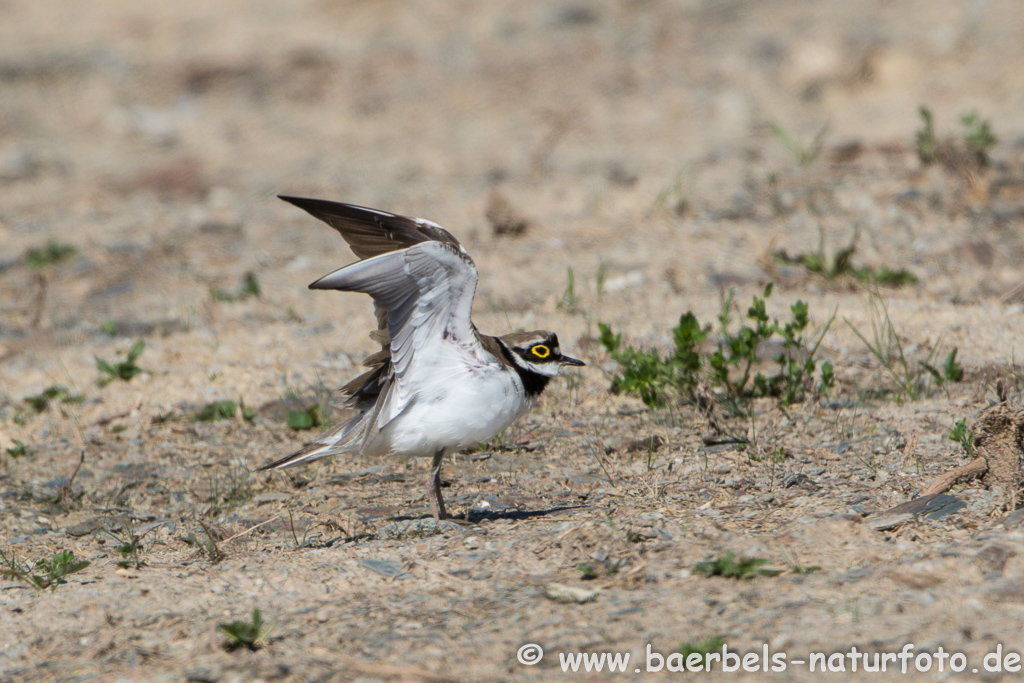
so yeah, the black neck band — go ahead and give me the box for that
[498,341,552,397]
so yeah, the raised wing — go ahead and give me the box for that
[261,197,482,469]
[278,195,464,259]
[310,240,481,381]
[280,195,470,376]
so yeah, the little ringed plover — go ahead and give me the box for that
[257,196,583,520]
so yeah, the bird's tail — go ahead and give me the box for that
[256,413,362,471]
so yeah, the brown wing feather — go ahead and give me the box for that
[278,195,463,259]
[339,348,391,407]
[262,197,473,472]
[279,195,468,398]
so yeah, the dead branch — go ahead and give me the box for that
[920,455,988,496]
[90,396,143,426]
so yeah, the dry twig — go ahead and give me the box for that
[920,456,988,496]
[90,396,143,426]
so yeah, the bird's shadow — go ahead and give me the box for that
[380,503,585,525]
[360,502,585,525]
[462,503,585,523]
[331,503,587,544]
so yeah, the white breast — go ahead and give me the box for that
[369,349,531,457]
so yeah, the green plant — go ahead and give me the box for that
[778,548,823,574]
[286,404,321,430]
[463,428,510,455]
[595,260,609,302]
[99,320,118,337]
[96,340,146,386]
[960,110,997,166]
[557,267,578,313]
[652,170,692,216]
[947,418,975,458]
[106,519,152,570]
[916,106,997,168]
[6,440,28,457]
[861,266,918,287]
[924,347,963,385]
[945,348,964,381]
[240,272,261,298]
[845,297,961,402]
[773,228,917,287]
[693,552,779,579]
[209,287,234,303]
[625,526,644,543]
[0,549,90,591]
[211,271,262,302]
[578,557,622,581]
[25,240,76,267]
[116,539,143,568]
[23,385,84,412]
[677,637,727,660]
[777,301,834,404]
[708,287,768,398]
[818,361,835,396]
[219,608,275,651]
[193,399,255,422]
[599,312,708,408]
[770,121,829,166]
[585,435,617,486]
[600,285,834,412]
[184,528,225,563]
[709,285,835,408]
[915,106,940,165]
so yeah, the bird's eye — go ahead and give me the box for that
[531,344,551,359]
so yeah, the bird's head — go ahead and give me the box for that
[498,330,585,377]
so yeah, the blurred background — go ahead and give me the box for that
[3,0,1023,337]
[3,0,1024,419]
[4,2,1024,678]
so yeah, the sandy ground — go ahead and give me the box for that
[4,0,1024,681]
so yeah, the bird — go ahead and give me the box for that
[257,196,584,521]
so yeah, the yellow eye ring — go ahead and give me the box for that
[531,344,551,359]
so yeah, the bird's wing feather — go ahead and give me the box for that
[268,196,486,465]
[309,240,482,428]
[278,195,463,259]
[280,195,469,384]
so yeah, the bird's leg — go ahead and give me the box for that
[427,449,448,520]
